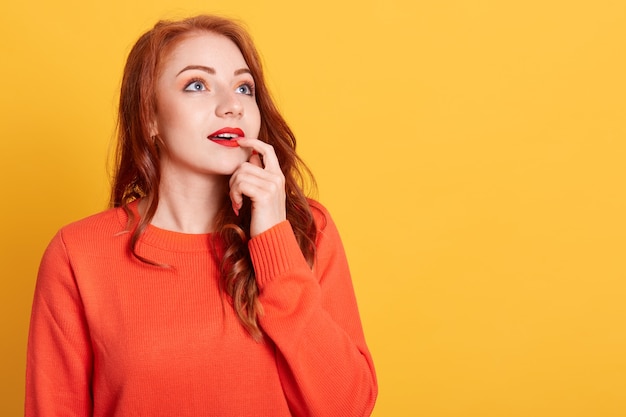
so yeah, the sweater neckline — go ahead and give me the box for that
[116,199,215,253]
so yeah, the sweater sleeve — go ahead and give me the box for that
[249,204,378,417]
[25,231,94,417]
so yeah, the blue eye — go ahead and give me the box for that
[184,80,206,91]
[236,83,254,96]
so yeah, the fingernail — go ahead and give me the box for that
[232,203,239,216]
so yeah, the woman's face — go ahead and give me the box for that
[152,32,261,180]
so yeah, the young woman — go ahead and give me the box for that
[26,15,377,416]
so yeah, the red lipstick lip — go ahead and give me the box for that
[208,127,244,148]
[211,139,240,148]
[207,127,245,139]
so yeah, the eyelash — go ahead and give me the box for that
[236,82,255,96]
[183,78,255,96]
[183,78,207,92]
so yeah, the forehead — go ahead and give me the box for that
[161,31,248,71]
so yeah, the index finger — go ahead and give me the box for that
[236,138,281,172]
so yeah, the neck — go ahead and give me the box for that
[145,174,229,234]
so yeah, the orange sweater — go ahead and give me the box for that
[26,200,377,417]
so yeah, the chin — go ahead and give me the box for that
[215,155,250,175]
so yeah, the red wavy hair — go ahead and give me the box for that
[110,15,317,340]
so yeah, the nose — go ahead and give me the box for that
[215,90,243,118]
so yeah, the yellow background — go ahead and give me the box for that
[1,0,625,415]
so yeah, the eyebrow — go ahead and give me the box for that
[176,65,252,77]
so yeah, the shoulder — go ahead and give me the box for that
[307,198,332,231]
[48,204,132,256]
[59,206,127,239]
[306,198,343,245]
[38,206,126,271]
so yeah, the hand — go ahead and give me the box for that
[229,138,286,237]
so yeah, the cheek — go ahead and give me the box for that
[153,90,195,134]
[248,104,262,137]
[155,104,198,136]
[154,103,176,136]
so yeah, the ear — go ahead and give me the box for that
[149,119,159,137]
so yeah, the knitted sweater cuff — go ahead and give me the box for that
[248,221,309,288]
